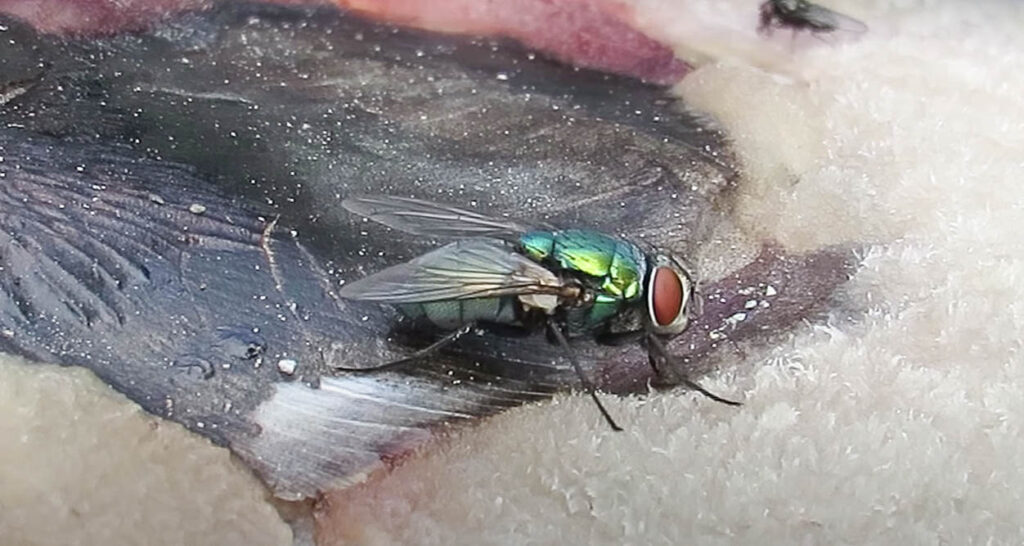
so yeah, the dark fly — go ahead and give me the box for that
[758,0,868,38]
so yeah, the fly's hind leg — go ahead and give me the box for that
[645,334,742,406]
[334,322,477,373]
[547,320,623,432]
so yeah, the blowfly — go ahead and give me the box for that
[758,0,868,38]
[337,196,740,431]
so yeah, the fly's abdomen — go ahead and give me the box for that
[398,297,519,330]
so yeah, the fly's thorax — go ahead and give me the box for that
[519,230,555,261]
[563,293,625,335]
[518,229,646,303]
[588,293,626,325]
[644,254,696,336]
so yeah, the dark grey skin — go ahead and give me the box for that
[0,3,858,499]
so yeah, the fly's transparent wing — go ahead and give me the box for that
[339,239,565,303]
[342,195,540,238]
[802,3,868,34]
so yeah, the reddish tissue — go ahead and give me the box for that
[0,0,687,84]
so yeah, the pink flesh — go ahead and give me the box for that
[0,0,688,84]
[337,0,688,84]
[0,0,209,36]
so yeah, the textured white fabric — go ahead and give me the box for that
[326,2,1024,543]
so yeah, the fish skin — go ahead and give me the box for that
[0,3,857,498]
[0,2,730,254]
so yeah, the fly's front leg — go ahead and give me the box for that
[645,333,742,406]
[335,322,477,373]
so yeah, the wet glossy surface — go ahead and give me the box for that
[0,3,857,498]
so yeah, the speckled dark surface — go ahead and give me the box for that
[0,3,857,498]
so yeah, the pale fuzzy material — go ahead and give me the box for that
[3,1,1023,544]
[322,1,1024,543]
[0,356,294,546]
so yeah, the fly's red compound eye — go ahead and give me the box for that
[652,266,683,326]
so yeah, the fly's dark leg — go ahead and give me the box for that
[809,29,832,44]
[646,346,668,380]
[646,334,742,406]
[334,322,477,372]
[547,320,624,432]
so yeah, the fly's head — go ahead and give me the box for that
[645,254,697,336]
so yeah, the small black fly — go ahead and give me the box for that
[758,0,867,39]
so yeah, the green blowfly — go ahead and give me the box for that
[336,196,740,431]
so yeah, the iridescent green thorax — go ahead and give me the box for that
[519,229,646,301]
